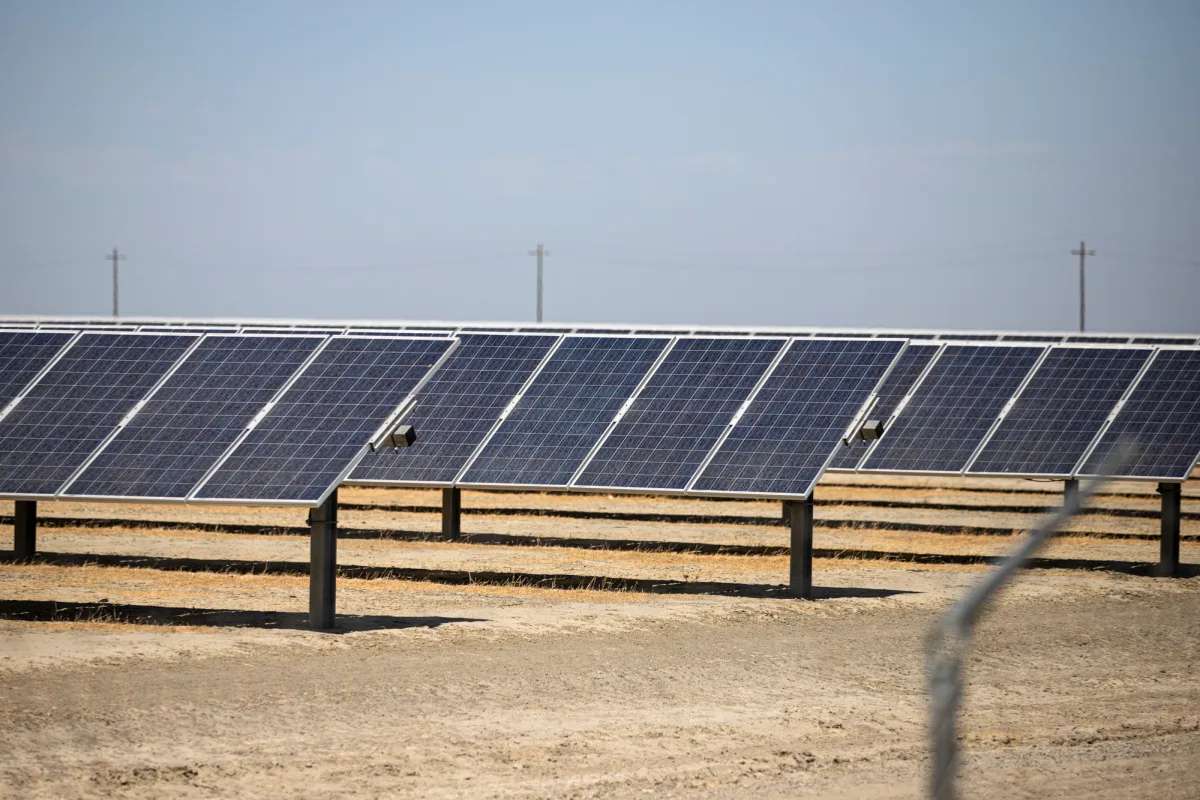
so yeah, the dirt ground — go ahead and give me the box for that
[1,474,1198,798]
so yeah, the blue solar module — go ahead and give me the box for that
[1132,337,1195,345]
[0,333,199,496]
[349,333,559,484]
[968,347,1152,476]
[195,337,451,502]
[691,339,905,497]
[573,337,785,491]
[0,331,74,408]
[63,335,326,498]
[828,343,941,469]
[861,345,1045,473]
[1079,349,1200,479]
[461,336,670,486]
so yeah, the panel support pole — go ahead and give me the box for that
[308,490,338,630]
[786,494,814,599]
[14,500,36,558]
[1158,482,1181,577]
[1063,478,1079,509]
[442,487,461,539]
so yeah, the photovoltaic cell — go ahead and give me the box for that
[461,336,670,486]
[691,339,904,497]
[828,343,940,469]
[574,337,785,491]
[0,331,74,408]
[861,345,1044,473]
[1079,349,1200,479]
[1066,336,1129,344]
[195,337,451,502]
[968,347,1151,476]
[0,333,198,496]
[64,335,325,498]
[349,334,559,484]
[1131,337,1195,345]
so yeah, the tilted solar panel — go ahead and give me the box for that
[62,335,326,499]
[0,331,75,409]
[967,346,1152,477]
[828,343,941,469]
[860,345,1045,473]
[194,336,451,503]
[574,337,786,491]
[461,336,670,487]
[1079,349,1200,479]
[0,333,199,496]
[349,333,559,485]
[691,338,905,497]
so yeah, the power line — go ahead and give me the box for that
[1070,241,1096,332]
[106,246,125,317]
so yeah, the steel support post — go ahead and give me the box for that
[1158,482,1181,577]
[14,500,36,558]
[308,490,338,630]
[442,487,461,539]
[787,494,814,599]
[1063,478,1079,509]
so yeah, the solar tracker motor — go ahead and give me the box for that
[371,423,416,451]
[858,419,885,441]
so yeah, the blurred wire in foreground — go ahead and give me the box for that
[926,440,1137,800]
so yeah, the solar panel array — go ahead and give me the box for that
[0,330,74,408]
[195,337,451,502]
[692,339,905,497]
[861,345,1044,473]
[576,337,786,492]
[461,336,670,487]
[0,318,1196,507]
[828,343,940,470]
[63,335,325,499]
[350,334,559,485]
[0,333,199,496]
[1079,349,1200,479]
[968,347,1152,477]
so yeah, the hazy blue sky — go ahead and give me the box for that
[2,1,1198,332]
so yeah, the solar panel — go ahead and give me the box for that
[1079,348,1200,479]
[0,331,75,409]
[967,346,1152,476]
[691,338,905,497]
[0,333,199,496]
[62,335,326,499]
[1132,337,1195,345]
[574,337,785,491]
[828,343,941,469]
[460,336,670,487]
[937,333,1000,341]
[860,345,1045,473]
[1001,334,1060,342]
[349,333,559,485]
[194,336,451,503]
[1066,335,1130,344]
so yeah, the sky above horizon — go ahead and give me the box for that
[2,1,1198,333]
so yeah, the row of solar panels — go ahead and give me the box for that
[1,325,1198,510]
[4,315,1200,346]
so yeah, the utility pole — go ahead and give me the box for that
[527,242,549,322]
[106,247,125,317]
[1070,241,1095,332]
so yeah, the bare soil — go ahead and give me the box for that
[1,475,1198,798]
